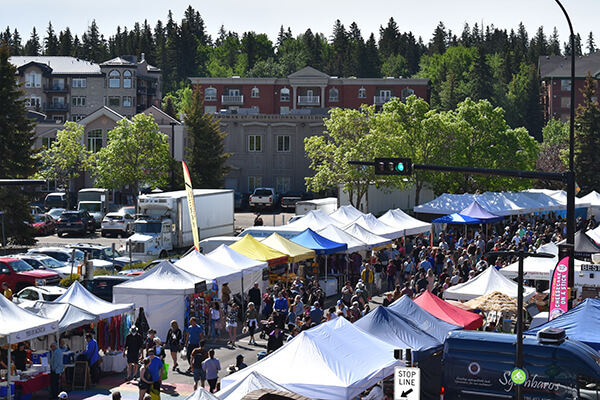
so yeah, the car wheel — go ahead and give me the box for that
[101,231,107,237]
[57,231,64,238]
[159,250,168,259]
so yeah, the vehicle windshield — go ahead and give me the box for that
[43,293,63,301]
[104,247,122,257]
[79,203,101,212]
[42,258,64,268]
[33,215,45,222]
[8,259,35,272]
[135,222,162,234]
[48,209,65,218]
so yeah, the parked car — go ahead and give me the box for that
[101,212,135,237]
[47,208,66,221]
[29,205,44,215]
[249,187,280,210]
[66,243,140,270]
[83,275,132,302]
[30,214,56,235]
[280,191,304,210]
[44,192,69,210]
[28,247,114,275]
[0,257,61,292]
[56,210,96,237]
[10,253,69,278]
[119,206,136,217]
[12,285,67,305]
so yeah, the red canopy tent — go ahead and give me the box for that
[414,290,483,330]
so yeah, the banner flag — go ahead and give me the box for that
[182,161,199,252]
[549,256,569,320]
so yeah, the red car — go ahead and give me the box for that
[31,214,56,235]
[0,257,61,292]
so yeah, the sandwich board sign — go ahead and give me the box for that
[394,366,420,400]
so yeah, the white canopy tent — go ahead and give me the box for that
[348,214,404,240]
[524,189,591,208]
[587,224,600,244]
[113,261,201,339]
[378,208,431,236]
[443,266,536,302]
[185,387,220,400]
[499,242,585,280]
[175,250,240,286]
[343,223,392,249]
[488,192,552,213]
[240,209,344,239]
[216,371,292,400]
[206,244,268,296]
[55,280,134,320]
[581,190,600,219]
[22,301,99,333]
[221,317,401,400]
[329,205,364,225]
[317,225,369,253]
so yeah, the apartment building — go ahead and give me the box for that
[189,66,431,194]
[11,55,162,123]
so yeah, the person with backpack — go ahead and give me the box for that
[190,341,208,390]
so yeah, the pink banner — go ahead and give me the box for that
[549,256,569,320]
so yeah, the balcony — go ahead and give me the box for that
[43,84,69,93]
[373,96,393,105]
[221,95,244,105]
[297,96,320,106]
[44,102,69,112]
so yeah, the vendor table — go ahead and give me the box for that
[319,277,338,297]
[14,373,50,395]
[100,352,127,373]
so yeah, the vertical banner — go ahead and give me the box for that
[549,256,569,320]
[182,161,200,252]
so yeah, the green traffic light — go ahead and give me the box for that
[396,162,405,172]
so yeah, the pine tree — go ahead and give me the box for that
[587,32,596,54]
[23,27,41,56]
[183,89,231,188]
[549,28,561,55]
[574,72,600,193]
[58,28,74,56]
[378,18,399,58]
[429,22,447,55]
[44,22,59,56]
[10,29,22,56]
[467,47,493,101]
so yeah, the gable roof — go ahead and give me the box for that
[77,106,126,126]
[142,106,180,125]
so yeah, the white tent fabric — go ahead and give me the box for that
[587,225,600,244]
[175,250,240,285]
[519,191,564,212]
[581,191,600,206]
[343,223,392,249]
[476,192,525,216]
[185,387,220,400]
[0,294,59,345]
[378,208,431,236]
[443,266,536,301]
[330,205,364,225]
[317,225,369,253]
[206,244,268,295]
[240,209,344,239]
[524,189,591,208]
[22,301,98,333]
[499,242,585,280]
[113,261,201,339]
[55,280,134,320]
[488,192,549,213]
[216,371,292,400]
[220,318,401,400]
[348,214,404,240]
[414,193,475,215]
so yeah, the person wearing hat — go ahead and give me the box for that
[382,292,394,307]
[124,326,144,380]
[83,333,101,385]
[58,391,68,399]
[235,354,247,370]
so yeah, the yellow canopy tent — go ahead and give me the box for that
[261,233,316,263]
[229,234,289,266]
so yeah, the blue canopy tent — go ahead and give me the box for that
[388,295,461,343]
[432,200,503,241]
[431,213,482,225]
[524,298,600,351]
[291,228,347,281]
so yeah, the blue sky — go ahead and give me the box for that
[4,0,598,49]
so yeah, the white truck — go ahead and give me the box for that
[295,197,338,215]
[249,187,279,210]
[77,188,109,228]
[125,189,235,261]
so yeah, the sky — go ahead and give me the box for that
[3,0,599,49]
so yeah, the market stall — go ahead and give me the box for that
[342,223,392,250]
[347,214,404,240]
[261,233,315,284]
[413,290,483,330]
[377,208,432,236]
[0,294,59,400]
[229,234,289,267]
[329,205,364,226]
[206,244,268,297]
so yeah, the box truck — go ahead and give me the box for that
[77,188,109,228]
[125,189,234,261]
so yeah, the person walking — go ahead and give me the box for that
[166,320,182,371]
[184,317,203,372]
[202,349,221,393]
[248,282,261,311]
[226,302,239,347]
[146,350,163,399]
[209,302,222,342]
[244,302,259,345]
[124,326,143,380]
[49,342,64,399]
[138,358,153,400]
[190,341,208,390]
[2,282,12,300]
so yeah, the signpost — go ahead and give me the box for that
[394,367,420,400]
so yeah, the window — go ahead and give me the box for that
[277,135,290,152]
[42,137,56,148]
[329,88,339,102]
[380,89,392,100]
[123,70,132,88]
[72,115,85,122]
[108,96,120,106]
[204,105,217,114]
[251,87,260,98]
[248,176,262,192]
[561,96,570,109]
[276,177,291,194]
[205,88,217,101]
[87,129,103,152]
[248,135,262,152]
[72,96,86,107]
[561,79,571,91]
[280,88,290,102]
[26,96,41,108]
[401,87,415,101]
[109,70,121,88]
[25,72,41,87]
[52,78,65,90]
[53,115,64,123]
[123,96,132,107]
[72,78,87,88]
[358,88,366,98]
[280,106,289,115]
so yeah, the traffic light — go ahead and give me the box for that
[374,158,412,175]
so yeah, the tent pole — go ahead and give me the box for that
[7,345,12,400]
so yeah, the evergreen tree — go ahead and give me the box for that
[378,18,399,58]
[362,33,381,78]
[10,29,22,56]
[58,28,74,56]
[574,72,600,193]
[466,47,493,101]
[162,95,178,119]
[81,20,107,62]
[0,43,37,244]
[23,27,41,56]
[549,28,561,55]
[587,32,596,54]
[183,89,231,188]
[44,22,59,56]
[429,22,447,55]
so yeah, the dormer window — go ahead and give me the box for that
[251,87,260,98]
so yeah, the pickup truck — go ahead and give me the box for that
[280,192,304,210]
[0,256,62,292]
[249,187,279,210]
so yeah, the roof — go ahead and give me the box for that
[539,51,600,78]
[10,56,102,75]
[100,57,135,66]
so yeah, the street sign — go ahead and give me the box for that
[394,366,420,400]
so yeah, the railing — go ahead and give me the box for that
[373,96,393,105]
[43,102,69,111]
[297,96,320,106]
[43,84,69,93]
[221,95,244,105]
